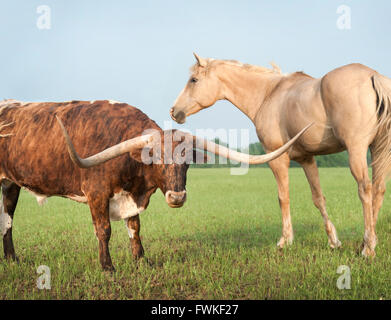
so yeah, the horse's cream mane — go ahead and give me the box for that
[191,58,282,75]
[220,59,282,74]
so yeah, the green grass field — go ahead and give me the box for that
[1,167,391,300]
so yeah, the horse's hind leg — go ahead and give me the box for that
[1,180,21,260]
[299,157,341,248]
[347,147,376,257]
[370,145,386,230]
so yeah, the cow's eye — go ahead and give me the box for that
[190,77,198,83]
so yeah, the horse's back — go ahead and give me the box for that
[267,64,379,157]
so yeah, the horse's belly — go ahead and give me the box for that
[293,125,345,156]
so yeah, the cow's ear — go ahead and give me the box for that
[128,130,162,164]
[128,147,146,163]
[130,146,163,164]
[192,150,209,164]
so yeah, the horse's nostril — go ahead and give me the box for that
[170,107,187,124]
[174,111,186,122]
[170,108,180,122]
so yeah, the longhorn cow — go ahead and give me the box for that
[0,99,308,270]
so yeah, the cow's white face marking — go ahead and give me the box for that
[109,190,144,221]
[0,201,12,236]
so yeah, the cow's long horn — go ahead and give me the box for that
[193,123,313,164]
[56,116,153,168]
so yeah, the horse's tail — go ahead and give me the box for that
[371,73,391,180]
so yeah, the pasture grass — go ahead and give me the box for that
[1,167,391,300]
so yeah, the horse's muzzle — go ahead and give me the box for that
[170,107,186,124]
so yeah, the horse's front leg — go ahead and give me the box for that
[268,153,292,248]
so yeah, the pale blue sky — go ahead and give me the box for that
[1,0,390,142]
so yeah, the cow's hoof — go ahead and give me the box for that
[144,258,154,267]
[4,254,19,264]
[102,265,116,273]
[132,247,145,260]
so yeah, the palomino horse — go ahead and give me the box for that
[170,53,391,257]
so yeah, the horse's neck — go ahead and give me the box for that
[219,66,282,123]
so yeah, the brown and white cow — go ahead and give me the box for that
[0,99,309,271]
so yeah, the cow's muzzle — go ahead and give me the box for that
[165,190,187,208]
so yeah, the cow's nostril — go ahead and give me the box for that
[165,191,187,206]
[170,193,182,202]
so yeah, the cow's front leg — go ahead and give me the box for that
[88,195,114,271]
[1,181,21,261]
[125,215,144,259]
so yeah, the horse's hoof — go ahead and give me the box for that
[361,245,376,258]
[277,235,293,248]
[329,239,342,249]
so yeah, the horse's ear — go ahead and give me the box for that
[193,52,207,67]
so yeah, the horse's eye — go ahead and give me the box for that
[190,77,198,83]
